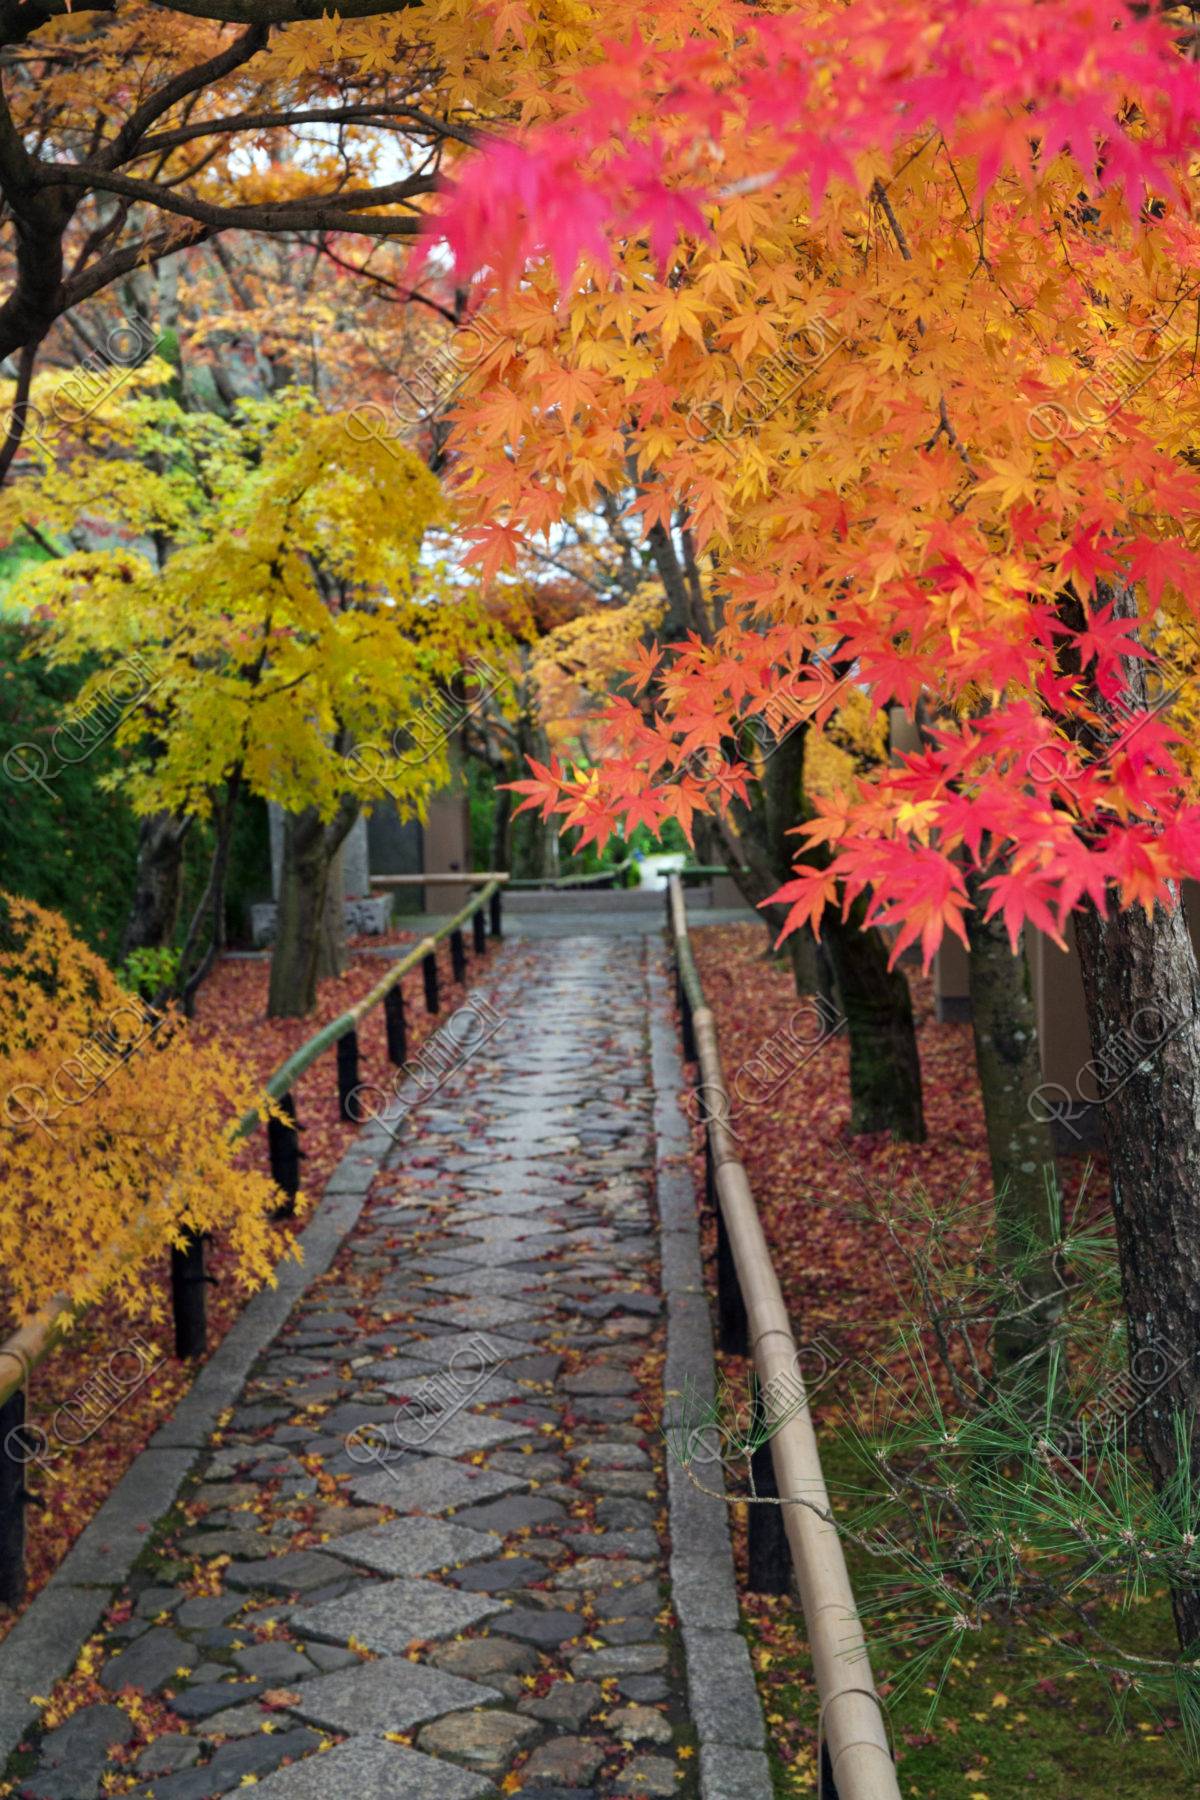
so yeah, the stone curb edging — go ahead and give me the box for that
[0,1098,410,1768]
[647,942,774,1800]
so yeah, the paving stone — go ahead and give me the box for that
[176,1596,240,1631]
[20,1704,131,1800]
[224,1550,356,1595]
[416,1707,540,1775]
[291,1578,507,1651]
[302,1641,360,1673]
[559,1368,637,1396]
[595,1498,655,1529]
[565,1443,650,1468]
[304,1502,392,1540]
[430,1635,539,1699]
[520,1737,606,1789]
[596,1581,661,1617]
[134,1732,202,1776]
[555,1557,657,1591]
[170,1680,263,1720]
[579,1468,653,1495]
[498,1606,584,1647]
[327,1515,501,1577]
[232,1640,314,1681]
[193,1704,274,1738]
[135,1586,185,1618]
[389,1410,529,1458]
[612,1754,677,1796]
[125,1727,322,1800]
[618,1675,670,1702]
[410,1296,546,1332]
[248,1735,496,1798]
[178,1529,271,1560]
[284,1655,499,1733]
[187,1660,228,1684]
[601,1619,657,1645]
[99,1627,198,1694]
[607,1704,673,1745]
[452,1494,566,1532]
[451,1554,545,1592]
[517,1679,602,1731]
[570,1644,667,1679]
[349,1459,523,1513]
[563,1532,659,1559]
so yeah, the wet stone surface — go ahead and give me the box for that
[11,939,699,1798]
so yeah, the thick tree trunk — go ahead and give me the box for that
[716,724,924,1137]
[965,893,1060,1377]
[121,812,190,956]
[824,900,925,1141]
[1074,894,1200,1652]
[268,799,357,1019]
[316,839,347,981]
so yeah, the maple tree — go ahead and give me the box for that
[0,891,286,1324]
[5,376,506,1016]
[432,0,1200,1646]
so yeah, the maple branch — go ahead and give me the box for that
[0,338,38,484]
[46,166,435,235]
[871,177,975,476]
[100,23,269,171]
[61,224,212,311]
[312,241,460,324]
[0,0,425,39]
[130,101,476,162]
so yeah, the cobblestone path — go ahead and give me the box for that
[17,938,713,1800]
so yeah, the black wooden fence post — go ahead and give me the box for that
[472,907,486,954]
[267,1091,303,1219]
[747,1374,791,1594]
[678,971,697,1063]
[423,951,440,1014]
[489,887,502,938]
[0,1383,27,1606]
[715,1203,749,1355]
[450,927,466,984]
[384,984,407,1065]
[337,1028,360,1121]
[171,1232,209,1359]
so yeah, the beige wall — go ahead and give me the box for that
[423,791,471,913]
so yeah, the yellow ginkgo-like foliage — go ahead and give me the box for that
[0,894,291,1327]
[6,380,511,829]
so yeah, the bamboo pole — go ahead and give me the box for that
[667,875,899,1800]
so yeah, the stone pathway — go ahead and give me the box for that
[13,938,719,1800]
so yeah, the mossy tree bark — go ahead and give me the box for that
[1075,895,1200,1654]
[121,811,191,956]
[715,719,926,1140]
[964,878,1061,1380]
[267,795,358,1019]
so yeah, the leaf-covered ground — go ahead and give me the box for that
[688,920,1193,1800]
[0,934,481,1637]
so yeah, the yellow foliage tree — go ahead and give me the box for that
[0,893,288,1327]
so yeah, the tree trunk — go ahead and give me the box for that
[490,777,513,872]
[824,899,926,1141]
[268,798,357,1019]
[1074,894,1200,1652]
[316,838,347,981]
[965,891,1060,1378]
[177,772,242,1015]
[715,724,924,1137]
[121,812,190,956]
